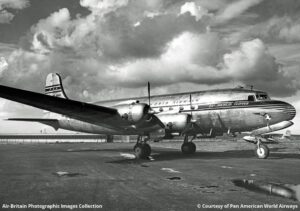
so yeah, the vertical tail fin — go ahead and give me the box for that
[44,73,67,119]
[45,73,68,99]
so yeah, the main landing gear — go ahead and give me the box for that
[181,135,196,154]
[134,136,151,159]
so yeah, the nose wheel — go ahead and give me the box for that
[255,144,269,159]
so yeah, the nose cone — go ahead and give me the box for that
[285,103,296,120]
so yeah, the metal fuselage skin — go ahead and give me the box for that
[57,88,296,136]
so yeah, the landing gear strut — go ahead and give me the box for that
[255,138,269,159]
[134,136,151,159]
[181,135,196,154]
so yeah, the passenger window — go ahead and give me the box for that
[248,95,255,101]
[159,107,163,112]
[169,107,173,110]
[179,106,184,111]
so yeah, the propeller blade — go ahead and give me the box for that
[147,81,151,106]
[189,94,192,116]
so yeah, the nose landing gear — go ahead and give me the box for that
[255,140,269,159]
[243,135,270,159]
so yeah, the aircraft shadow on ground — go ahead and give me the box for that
[66,148,133,153]
[107,148,300,164]
[65,146,300,163]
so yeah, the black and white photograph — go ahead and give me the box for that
[0,0,300,210]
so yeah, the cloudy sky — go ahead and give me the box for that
[0,0,300,134]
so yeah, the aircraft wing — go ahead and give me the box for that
[0,85,133,129]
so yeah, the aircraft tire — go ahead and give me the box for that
[181,142,196,154]
[255,144,269,159]
[134,143,151,159]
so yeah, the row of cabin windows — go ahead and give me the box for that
[157,105,196,112]
[152,95,265,106]
[153,95,269,111]
[151,94,269,109]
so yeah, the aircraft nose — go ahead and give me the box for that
[285,103,296,120]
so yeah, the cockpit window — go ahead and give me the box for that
[256,94,269,100]
[248,95,255,101]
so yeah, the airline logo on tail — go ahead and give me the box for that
[45,73,68,99]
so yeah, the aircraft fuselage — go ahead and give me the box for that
[56,88,296,137]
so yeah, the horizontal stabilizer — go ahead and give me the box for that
[7,118,58,122]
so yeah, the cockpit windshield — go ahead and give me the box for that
[256,93,270,101]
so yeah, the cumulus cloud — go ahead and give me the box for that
[0,0,29,24]
[258,16,300,43]
[105,33,296,96]
[0,10,14,24]
[0,0,29,10]
[29,1,208,60]
[80,0,128,13]
[180,2,212,21]
[228,15,300,45]
[107,32,226,86]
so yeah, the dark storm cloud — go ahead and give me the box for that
[0,0,89,44]
[249,0,300,21]
[99,12,207,60]
[0,0,300,102]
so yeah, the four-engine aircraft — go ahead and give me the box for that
[0,73,296,159]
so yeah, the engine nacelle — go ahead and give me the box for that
[157,113,191,133]
[115,103,151,123]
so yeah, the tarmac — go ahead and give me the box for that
[0,139,300,211]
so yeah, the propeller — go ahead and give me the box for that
[189,94,192,116]
[147,82,156,114]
